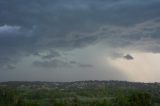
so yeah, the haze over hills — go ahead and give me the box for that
[0,80,160,90]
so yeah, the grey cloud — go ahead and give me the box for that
[0,57,17,69]
[0,25,20,34]
[79,64,93,68]
[97,18,160,53]
[41,54,60,60]
[0,0,160,69]
[69,60,93,68]
[33,59,70,68]
[34,50,60,60]
[123,54,134,60]
[6,65,16,70]
[70,61,77,64]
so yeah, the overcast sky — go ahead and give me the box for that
[0,0,160,82]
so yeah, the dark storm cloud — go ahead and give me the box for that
[123,54,134,60]
[0,0,160,68]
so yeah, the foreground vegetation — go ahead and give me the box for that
[0,81,160,106]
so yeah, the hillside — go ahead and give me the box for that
[0,80,160,106]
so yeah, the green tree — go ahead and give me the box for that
[129,92,154,106]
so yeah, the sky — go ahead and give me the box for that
[0,0,160,82]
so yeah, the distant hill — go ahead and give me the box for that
[0,80,160,106]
